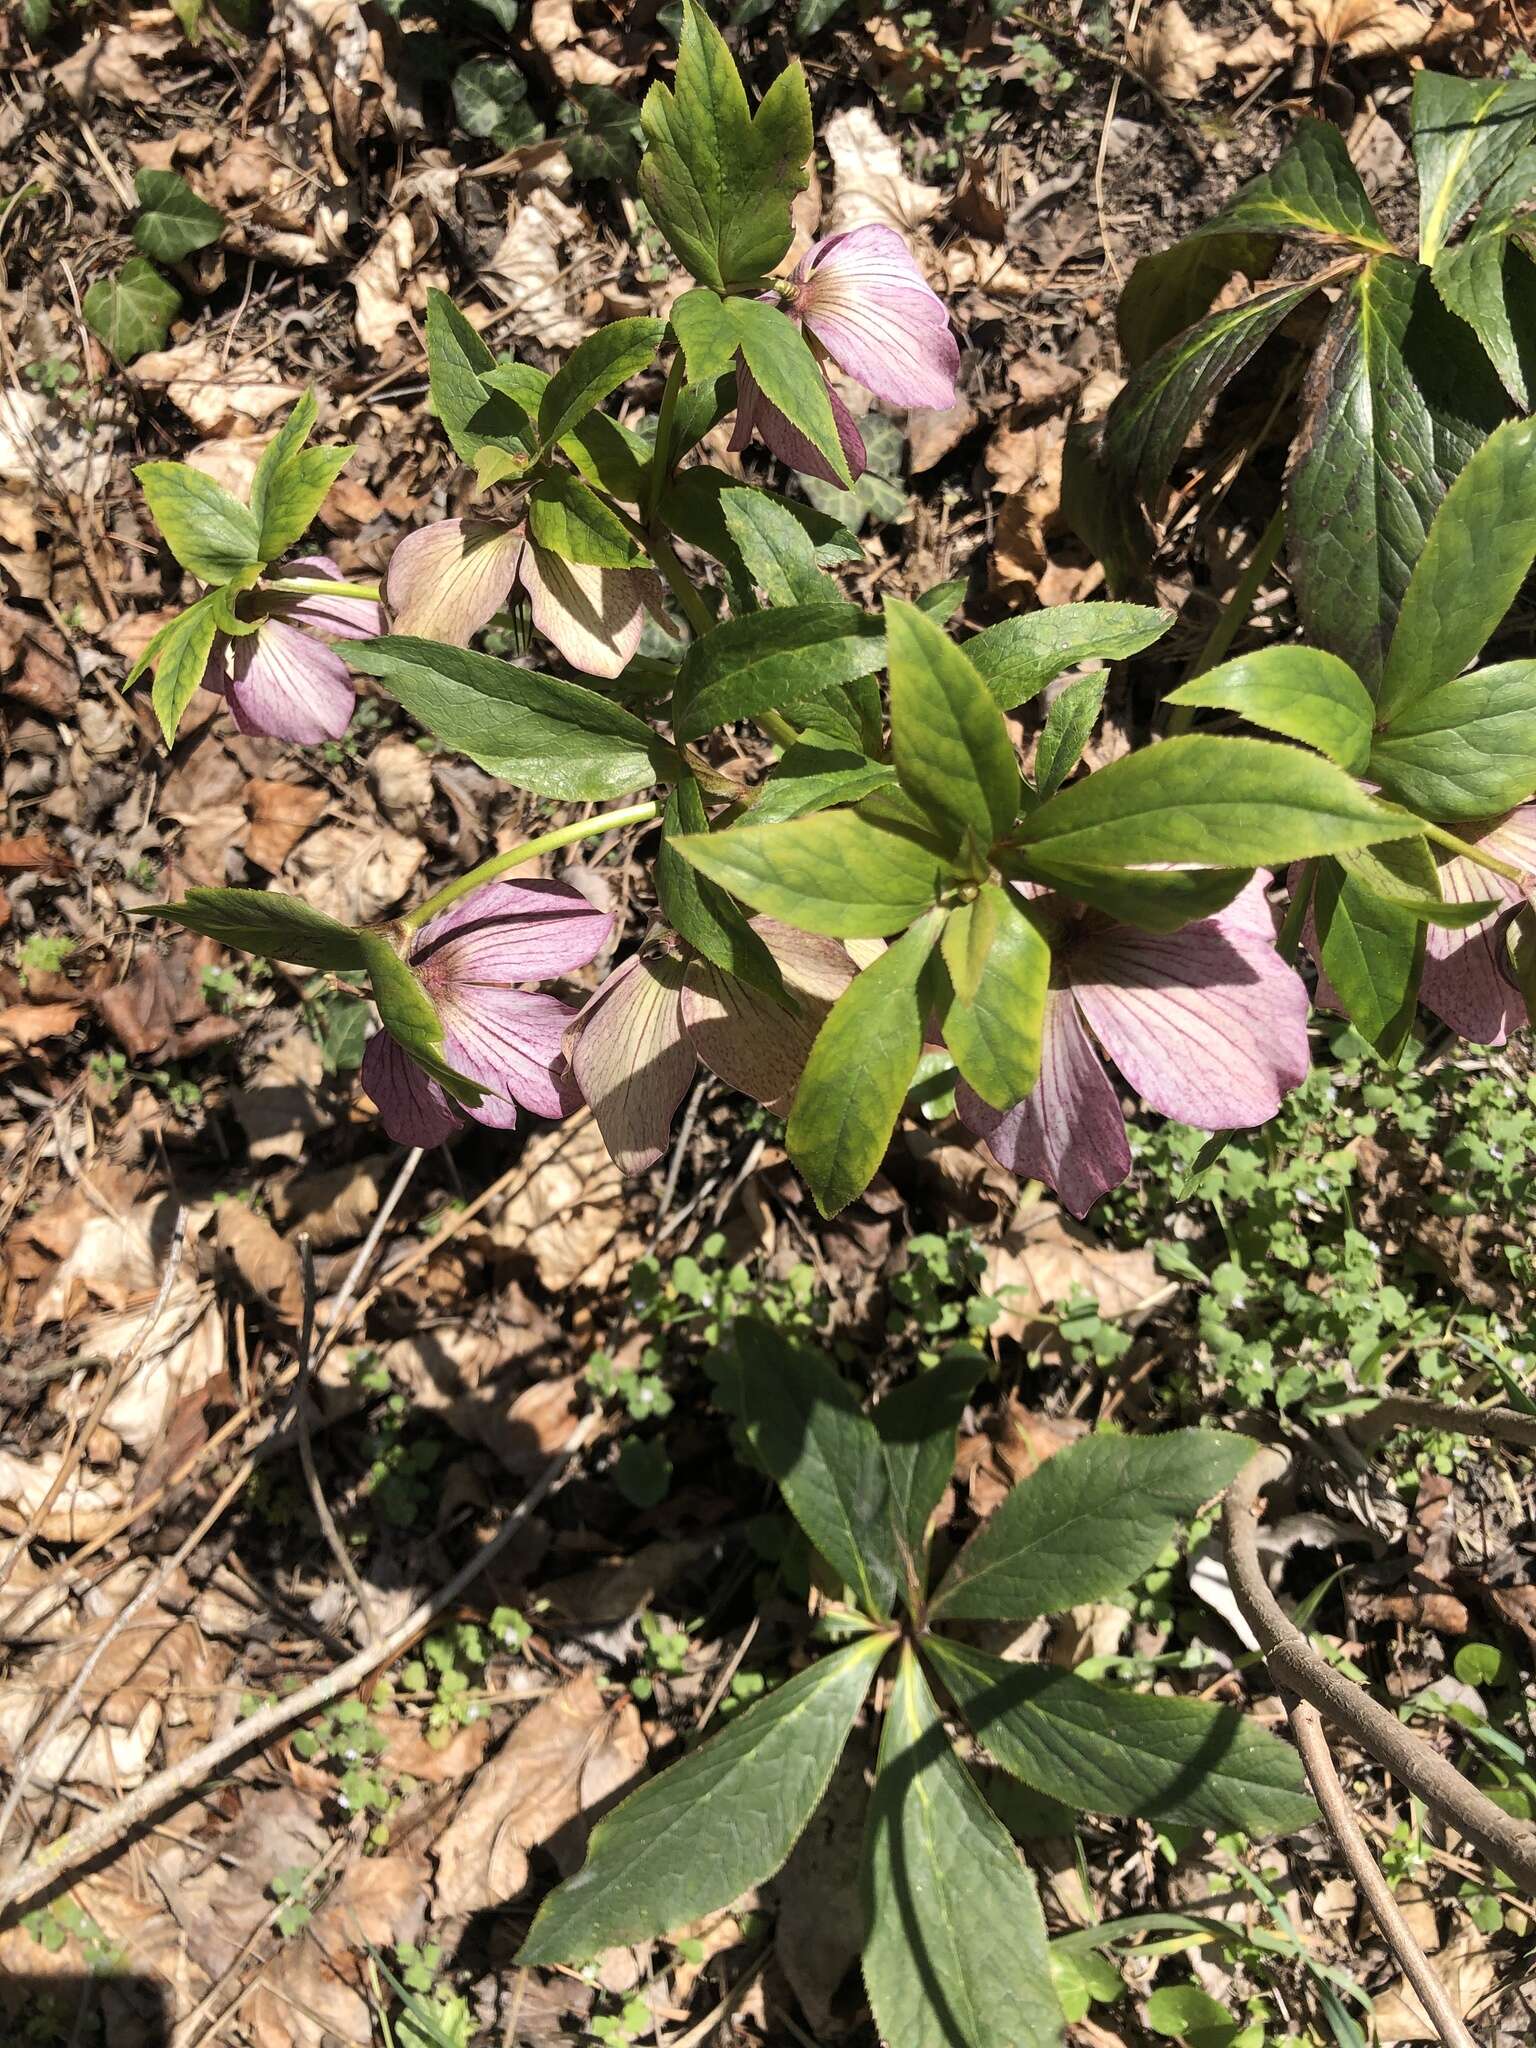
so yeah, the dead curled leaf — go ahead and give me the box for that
[985,1204,1169,1346]
[490,1109,628,1292]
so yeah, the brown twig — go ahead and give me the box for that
[1348,1394,1536,1454]
[0,1415,594,1916]
[295,1239,379,1645]
[1222,1447,1536,1894]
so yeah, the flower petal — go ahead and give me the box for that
[566,951,695,1173]
[680,917,855,1114]
[440,988,581,1125]
[264,554,382,641]
[517,541,651,679]
[360,1030,464,1148]
[1421,809,1536,1044]
[795,224,959,412]
[1068,876,1310,1131]
[226,618,356,743]
[729,358,868,487]
[413,877,613,985]
[385,519,524,645]
[956,989,1130,1218]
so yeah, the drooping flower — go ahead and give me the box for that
[730,223,960,487]
[956,876,1310,1218]
[200,555,381,743]
[385,518,672,679]
[565,919,856,1173]
[359,878,612,1147]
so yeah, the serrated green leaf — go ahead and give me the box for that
[1370,660,1536,820]
[526,471,643,568]
[654,776,783,996]
[672,287,850,487]
[929,1431,1253,1623]
[1165,646,1374,773]
[926,1642,1316,1835]
[147,887,367,970]
[1035,670,1108,797]
[424,291,537,472]
[1287,254,1508,689]
[247,391,352,564]
[787,912,941,1215]
[135,461,262,585]
[1003,854,1250,933]
[1017,734,1419,868]
[719,487,838,604]
[965,604,1173,711]
[670,807,952,938]
[1312,852,1423,1057]
[1336,839,1496,927]
[1414,70,1536,264]
[863,1647,1063,2048]
[84,257,180,362]
[940,884,1048,1112]
[145,593,221,744]
[1204,115,1389,249]
[638,0,811,290]
[520,1633,887,1963]
[132,168,223,262]
[887,598,1019,850]
[348,637,679,800]
[748,744,896,824]
[356,934,483,1108]
[538,316,664,447]
[675,603,884,741]
[1117,231,1279,371]
[873,1350,991,1601]
[1431,222,1536,408]
[664,465,861,593]
[1378,416,1536,722]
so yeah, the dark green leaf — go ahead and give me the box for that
[669,807,952,937]
[526,471,644,568]
[873,1350,991,1602]
[538,317,664,447]
[926,1643,1316,1835]
[132,169,223,262]
[887,597,1019,850]
[939,885,1049,1112]
[966,604,1173,712]
[1335,839,1496,927]
[863,1647,1062,2048]
[719,487,838,604]
[1003,854,1250,933]
[1017,734,1418,867]
[560,85,643,185]
[83,257,180,361]
[520,1633,887,1963]
[786,912,941,1215]
[929,1430,1253,1623]
[675,603,884,741]
[1035,671,1107,797]
[1371,660,1536,820]
[135,461,261,584]
[348,637,679,800]
[654,776,783,995]
[1165,646,1374,773]
[1431,222,1536,408]
[749,745,896,824]
[1202,115,1389,249]
[664,466,861,592]
[1312,853,1423,1057]
[1117,232,1278,371]
[561,410,652,504]
[424,290,536,473]
[148,887,367,970]
[1060,419,1155,595]
[672,288,850,486]
[1414,70,1536,264]
[452,59,544,148]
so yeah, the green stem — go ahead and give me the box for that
[1277,859,1315,965]
[1420,820,1525,884]
[266,577,382,603]
[646,347,686,529]
[754,708,801,752]
[401,800,662,931]
[1166,501,1287,736]
[649,530,715,639]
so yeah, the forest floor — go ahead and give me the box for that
[2,1,1536,2043]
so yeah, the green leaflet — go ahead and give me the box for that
[929,1430,1253,1623]
[423,290,536,474]
[1431,218,1536,408]
[671,288,850,487]
[675,603,884,741]
[1001,855,1250,934]
[887,598,1019,850]
[748,745,896,825]
[669,807,953,938]
[1312,853,1423,1058]
[146,888,369,971]
[1117,231,1279,371]
[1413,71,1536,264]
[872,1349,991,1600]
[1165,647,1375,774]
[537,316,664,447]
[526,471,644,567]
[142,593,222,745]
[964,604,1173,713]
[939,884,1049,1112]
[134,461,262,586]
[719,487,839,605]
[357,934,484,1108]
[1370,661,1536,820]
[653,776,783,997]
[1201,114,1389,250]
[248,391,352,564]
[519,1633,887,1964]
[1035,670,1108,797]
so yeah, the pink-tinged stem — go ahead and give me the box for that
[401,800,662,932]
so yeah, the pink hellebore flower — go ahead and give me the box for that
[730,223,960,488]
[360,878,613,1148]
[565,919,856,1173]
[957,876,1310,1219]
[200,555,381,744]
[385,518,671,680]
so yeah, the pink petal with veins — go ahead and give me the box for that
[361,1030,464,1148]
[729,358,868,487]
[385,518,524,645]
[226,618,356,743]
[566,951,695,1173]
[518,540,652,679]
[794,224,959,412]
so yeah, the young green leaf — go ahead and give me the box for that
[1017,734,1418,868]
[519,1633,888,1964]
[929,1430,1253,1623]
[887,598,1019,850]
[925,1643,1316,1835]
[1371,660,1536,820]
[674,604,884,742]
[723,1319,900,1615]
[1377,417,1536,722]
[669,807,953,937]
[347,637,679,801]
[424,290,536,472]
[873,1349,991,1600]
[965,604,1174,712]
[356,934,484,1108]
[526,471,644,567]
[140,593,222,744]
[537,316,665,447]
[248,391,352,565]
[638,0,812,290]
[1165,647,1375,774]
[1035,671,1108,798]
[939,885,1049,1112]
[146,888,368,970]
[560,408,652,504]
[654,777,784,996]
[1335,839,1496,927]
[863,1647,1063,2048]
[82,257,180,361]
[786,912,941,1216]
[672,288,851,487]
[132,168,223,262]
[1414,71,1536,266]
[1311,854,1423,1058]
[134,462,262,585]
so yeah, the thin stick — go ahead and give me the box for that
[0,1415,595,1916]
[1286,1698,1476,2048]
[296,1239,379,1644]
[1222,1449,1536,1893]
[1350,1394,1536,1453]
[315,1145,423,1363]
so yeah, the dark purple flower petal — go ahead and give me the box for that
[361,1030,464,1148]
[566,951,696,1174]
[226,619,356,743]
[729,358,868,486]
[794,223,959,412]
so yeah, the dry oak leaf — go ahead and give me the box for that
[370,732,434,828]
[491,1108,627,1292]
[485,195,589,350]
[215,1199,304,1323]
[274,1155,391,1247]
[244,777,328,873]
[50,27,177,108]
[1271,0,1440,55]
[985,1203,1168,1347]
[1130,1,1223,100]
[0,1000,83,1049]
[824,106,944,236]
[133,342,304,436]
[230,1029,330,1163]
[286,820,424,924]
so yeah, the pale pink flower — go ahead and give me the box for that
[200,555,380,743]
[565,920,856,1173]
[385,518,671,680]
[730,223,960,487]
[957,876,1310,1217]
[360,878,612,1147]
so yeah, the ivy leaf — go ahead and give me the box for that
[348,637,680,801]
[638,0,812,290]
[519,1633,888,1963]
[134,461,262,585]
[1017,735,1418,868]
[1164,647,1374,774]
[147,887,367,970]
[82,257,180,361]
[1287,254,1508,690]
[1377,415,1536,722]
[560,85,643,185]
[925,1643,1316,1835]
[873,1350,991,1602]
[672,288,850,487]
[786,912,941,1216]
[965,604,1173,711]
[1413,71,1536,265]
[452,59,544,148]
[654,776,783,997]
[132,168,223,262]
[675,603,883,741]
[670,808,953,938]
[928,1430,1253,1623]
[1370,661,1536,821]
[863,1647,1063,2048]
[1311,853,1424,1058]
[887,598,1019,850]
[939,885,1049,1112]
[526,472,644,568]
[538,316,665,447]
[424,290,537,474]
